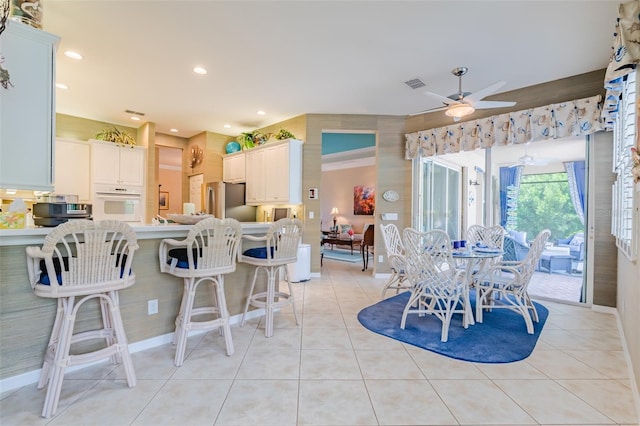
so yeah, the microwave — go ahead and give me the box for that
[93,185,143,222]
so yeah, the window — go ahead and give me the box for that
[414,159,461,239]
[611,71,637,261]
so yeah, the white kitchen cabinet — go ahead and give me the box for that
[55,139,91,201]
[0,21,59,191]
[222,151,246,183]
[90,140,145,186]
[245,149,266,204]
[245,139,302,205]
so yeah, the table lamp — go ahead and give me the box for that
[331,207,339,230]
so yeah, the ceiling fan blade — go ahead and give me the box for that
[409,106,448,116]
[473,100,517,109]
[464,81,507,104]
[423,91,460,106]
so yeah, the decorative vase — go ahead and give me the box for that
[10,0,43,29]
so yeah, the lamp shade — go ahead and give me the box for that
[445,103,475,118]
[331,207,339,215]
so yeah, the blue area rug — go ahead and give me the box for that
[357,291,548,363]
[323,249,361,263]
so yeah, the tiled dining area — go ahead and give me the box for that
[1,259,638,425]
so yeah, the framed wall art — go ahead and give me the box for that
[353,185,375,215]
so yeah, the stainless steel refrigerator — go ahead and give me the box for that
[205,182,257,222]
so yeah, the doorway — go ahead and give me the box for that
[158,146,183,216]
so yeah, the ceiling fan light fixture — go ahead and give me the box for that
[445,103,475,118]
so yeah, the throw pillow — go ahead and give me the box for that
[339,224,352,236]
[509,230,528,247]
[569,233,584,248]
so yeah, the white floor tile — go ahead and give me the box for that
[3,260,637,425]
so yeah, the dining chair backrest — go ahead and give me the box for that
[467,225,506,249]
[518,229,551,285]
[402,228,463,297]
[380,223,404,257]
[362,223,374,246]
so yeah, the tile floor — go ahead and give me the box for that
[1,259,638,425]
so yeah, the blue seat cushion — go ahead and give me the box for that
[168,248,201,269]
[243,246,275,259]
[39,255,130,285]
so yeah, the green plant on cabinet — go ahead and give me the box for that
[95,127,136,147]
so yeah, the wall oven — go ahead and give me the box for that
[93,184,143,222]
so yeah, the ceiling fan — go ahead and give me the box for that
[508,143,555,167]
[411,67,516,120]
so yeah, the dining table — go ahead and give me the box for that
[452,248,504,324]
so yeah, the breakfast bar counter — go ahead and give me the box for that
[0,222,271,382]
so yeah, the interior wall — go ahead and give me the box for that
[158,168,182,215]
[405,69,606,134]
[321,165,376,232]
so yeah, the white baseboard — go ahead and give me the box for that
[0,308,265,394]
[592,304,640,421]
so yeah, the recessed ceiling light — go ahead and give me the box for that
[130,116,140,121]
[223,124,231,129]
[64,50,83,60]
[55,83,68,89]
[257,110,266,115]
[170,128,179,133]
[193,66,207,75]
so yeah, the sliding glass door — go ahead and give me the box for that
[414,159,461,239]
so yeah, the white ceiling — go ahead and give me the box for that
[42,0,619,139]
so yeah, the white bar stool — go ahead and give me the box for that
[158,218,243,366]
[25,220,139,418]
[239,218,303,337]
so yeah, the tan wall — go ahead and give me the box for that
[405,69,606,134]
[321,165,376,232]
[56,113,138,142]
[305,115,408,274]
[158,167,182,215]
[618,238,640,393]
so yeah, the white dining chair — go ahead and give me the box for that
[475,229,551,333]
[401,228,470,342]
[379,223,410,299]
[466,225,506,251]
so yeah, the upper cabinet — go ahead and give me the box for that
[222,151,246,183]
[55,139,91,201]
[245,149,266,203]
[0,21,59,191]
[90,140,145,187]
[245,139,303,205]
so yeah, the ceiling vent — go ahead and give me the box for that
[125,109,145,116]
[404,78,426,90]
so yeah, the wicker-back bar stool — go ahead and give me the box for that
[158,218,243,366]
[26,220,139,418]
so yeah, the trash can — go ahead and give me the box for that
[288,244,311,282]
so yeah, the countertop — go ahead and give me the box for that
[0,222,272,246]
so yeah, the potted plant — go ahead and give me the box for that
[236,130,273,149]
[275,129,296,140]
[95,127,136,147]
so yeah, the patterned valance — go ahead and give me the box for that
[404,96,602,160]
[602,0,640,129]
